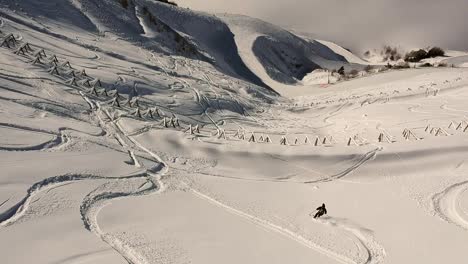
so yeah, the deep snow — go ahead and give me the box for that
[2,1,468,264]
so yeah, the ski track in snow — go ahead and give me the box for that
[188,185,385,264]
[432,181,468,231]
[0,122,69,151]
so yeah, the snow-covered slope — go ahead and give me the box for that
[219,14,358,88]
[1,0,367,92]
[3,1,468,264]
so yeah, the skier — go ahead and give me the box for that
[313,203,327,219]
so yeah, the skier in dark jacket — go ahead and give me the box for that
[314,203,327,219]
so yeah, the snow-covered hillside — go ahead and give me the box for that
[2,1,468,264]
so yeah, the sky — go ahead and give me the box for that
[177,0,468,54]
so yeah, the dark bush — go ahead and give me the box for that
[119,0,129,9]
[337,66,345,75]
[382,46,401,61]
[405,49,428,62]
[427,47,445,58]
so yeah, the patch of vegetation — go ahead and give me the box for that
[405,49,427,62]
[427,47,445,58]
[337,66,345,75]
[405,47,445,62]
[119,0,129,9]
[382,46,402,61]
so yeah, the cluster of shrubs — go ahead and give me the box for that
[382,46,402,61]
[363,46,402,62]
[404,47,445,62]
[120,0,129,8]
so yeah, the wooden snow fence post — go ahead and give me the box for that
[62,61,72,68]
[1,38,11,48]
[238,130,245,140]
[314,137,320,146]
[378,133,384,143]
[404,129,420,140]
[464,125,468,133]
[163,117,168,128]
[31,56,42,65]
[35,49,46,58]
[294,137,299,145]
[23,43,33,52]
[144,109,153,119]
[187,124,194,135]
[280,136,287,145]
[248,133,255,143]
[170,117,176,128]
[151,108,158,119]
[265,135,271,143]
[101,88,109,97]
[1,34,16,48]
[14,46,26,55]
[456,122,464,131]
[402,129,409,140]
[67,77,78,86]
[259,135,265,142]
[378,132,392,143]
[134,99,140,108]
[448,121,455,129]
[218,129,226,139]
[50,55,59,64]
[80,69,88,77]
[82,79,92,88]
[425,125,431,132]
[112,97,120,107]
[234,129,240,138]
[93,79,102,90]
[347,136,359,146]
[435,128,450,137]
[126,98,133,108]
[305,136,309,144]
[91,86,99,96]
[134,108,142,118]
[48,66,60,76]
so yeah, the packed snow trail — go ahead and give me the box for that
[0,123,68,151]
[187,184,386,264]
[432,181,468,231]
[0,173,146,226]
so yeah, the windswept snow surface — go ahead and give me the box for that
[2,1,468,264]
